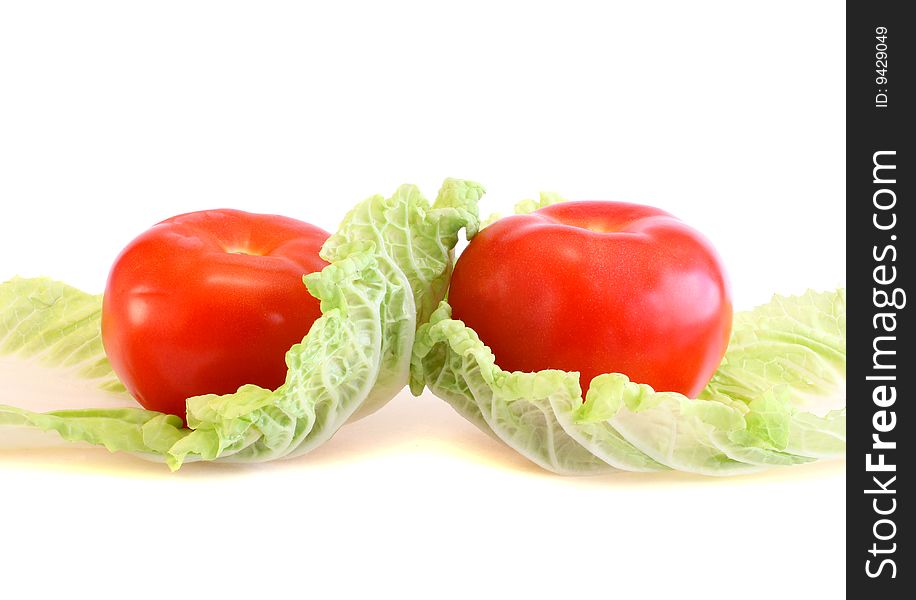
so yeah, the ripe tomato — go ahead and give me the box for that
[101,209,330,418]
[448,201,732,398]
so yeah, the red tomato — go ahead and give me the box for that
[101,209,330,418]
[448,202,732,398]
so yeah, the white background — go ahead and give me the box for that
[0,2,845,599]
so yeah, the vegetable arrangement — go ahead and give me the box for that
[0,179,482,469]
[0,180,846,475]
[412,194,846,475]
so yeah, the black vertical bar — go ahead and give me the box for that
[848,0,910,595]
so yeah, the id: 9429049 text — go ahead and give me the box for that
[875,27,889,108]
